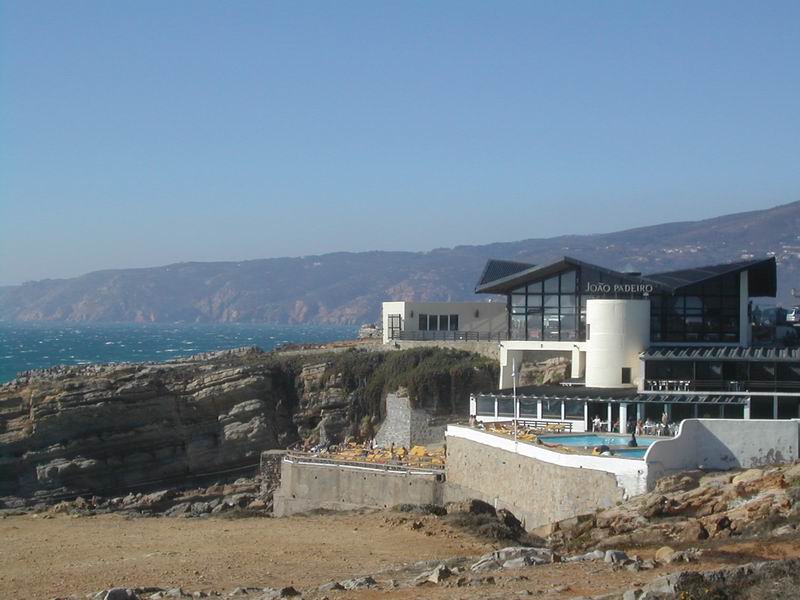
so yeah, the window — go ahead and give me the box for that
[507,269,581,342]
[649,274,741,343]
[449,314,459,331]
[438,315,449,331]
[419,314,428,330]
[428,315,438,331]
[621,367,631,384]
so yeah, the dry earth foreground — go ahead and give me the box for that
[2,464,800,599]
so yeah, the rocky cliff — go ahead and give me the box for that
[0,346,497,505]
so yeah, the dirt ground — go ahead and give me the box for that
[0,510,488,600]
[2,510,800,600]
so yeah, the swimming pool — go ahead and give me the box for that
[539,434,655,448]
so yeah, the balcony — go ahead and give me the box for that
[389,330,509,342]
[644,379,800,393]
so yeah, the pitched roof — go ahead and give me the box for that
[474,255,777,297]
[475,259,534,288]
[475,256,635,294]
[643,257,776,296]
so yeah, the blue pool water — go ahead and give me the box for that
[539,434,655,448]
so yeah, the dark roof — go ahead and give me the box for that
[476,259,534,288]
[475,256,636,294]
[643,257,776,296]
[642,345,800,362]
[478,388,747,404]
[473,255,777,297]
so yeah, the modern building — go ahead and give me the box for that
[438,255,798,431]
[381,301,506,344]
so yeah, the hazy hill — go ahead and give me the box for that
[2,201,798,324]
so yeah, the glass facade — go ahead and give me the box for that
[650,273,740,343]
[509,269,582,341]
[645,359,800,392]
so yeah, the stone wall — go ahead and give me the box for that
[444,434,627,530]
[374,393,446,449]
[272,457,445,517]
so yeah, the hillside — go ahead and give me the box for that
[1,200,798,324]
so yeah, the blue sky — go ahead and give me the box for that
[1,1,799,285]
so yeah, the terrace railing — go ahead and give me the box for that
[390,330,509,342]
[644,379,800,393]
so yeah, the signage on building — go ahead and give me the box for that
[585,282,655,295]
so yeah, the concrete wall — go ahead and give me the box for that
[445,425,645,529]
[382,301,507,344]
[499,342,586,388]
[273,457,445,517]
[391,339,500,360]
[645,418,800,487]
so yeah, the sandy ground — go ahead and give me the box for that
[2,510,800,600]
[0,511,489,600]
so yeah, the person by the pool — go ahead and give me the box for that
[627,432,638,448]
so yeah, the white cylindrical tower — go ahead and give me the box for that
[584,299,650,388]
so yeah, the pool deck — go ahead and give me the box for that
[473,424,665,460]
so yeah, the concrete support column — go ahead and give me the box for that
[744,398,751,420]
[570,347,585,379]
[584,402,589,431]
[494,397,499,419]
[537,399,543,420]
[693,404,699,418]
[561,401,566,421]
[607,403,613,432]
[620,403,629,434]
[499,348,524,390]
[774,395,779,419]
[637,403,644,421]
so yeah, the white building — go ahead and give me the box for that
[381,301,506,344]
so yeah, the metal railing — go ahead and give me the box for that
[644,379,800,393]
[284,450,445,474]
[390,330,509,342]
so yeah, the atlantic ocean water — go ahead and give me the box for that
[0,322,358,383]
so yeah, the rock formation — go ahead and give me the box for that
[0,348,298,504]
[0,346,497,505]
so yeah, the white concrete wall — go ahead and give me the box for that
[499,341,587,388]
[585,299,650,388]
[645,418,800,488]
[446,425,648,498]
[381,301,506,344]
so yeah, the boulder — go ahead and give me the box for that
[604,550,629,564]
[732,469,764,485]
[676,520,709,542]
[654,546,675,563]
[341,576,377,590]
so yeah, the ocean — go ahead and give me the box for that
[0,322,358,383]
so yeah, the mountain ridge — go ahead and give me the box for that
[2,200,798,324]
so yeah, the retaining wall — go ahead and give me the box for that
[392,340,500,360]
[645,418,800,487]
[272,456,445,517]
[444,426,644,530]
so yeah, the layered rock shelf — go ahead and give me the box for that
[0,348,297,504]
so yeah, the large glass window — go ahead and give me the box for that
[508,269,581,342]
[650,273,741,343]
